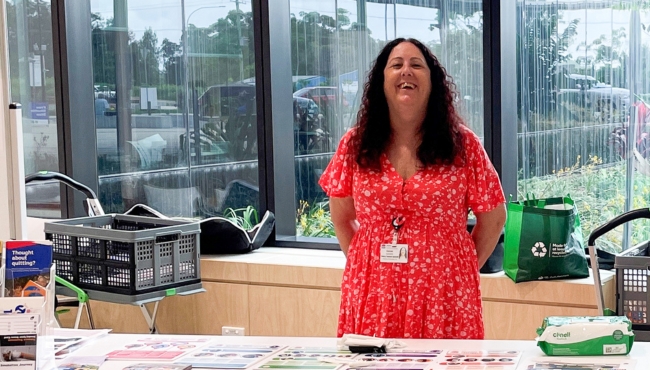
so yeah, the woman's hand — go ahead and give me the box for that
[472,203,507,269]
[330,196,359,257]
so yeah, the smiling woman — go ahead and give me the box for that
[319,38,506,339]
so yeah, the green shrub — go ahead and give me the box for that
[296,200,336,238]
[519,155,650,253]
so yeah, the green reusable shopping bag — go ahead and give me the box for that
[503,195,589,283]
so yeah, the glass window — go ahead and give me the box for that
[517,1,650,253]
[91,0,259,220]
[6,0,61,218]
[291,0,484,239]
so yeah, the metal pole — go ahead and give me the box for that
[181,0,191,166]
[192,88,201,165]
[37,0,45,103]
[624,105,637,249]
[393,1,397,39]
[385,2,388,41]
[356,0,368,104]
[114,0,132,173]
[623,10,641,249]
[235,0,244,81]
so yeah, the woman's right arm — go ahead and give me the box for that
[330,196,359,257]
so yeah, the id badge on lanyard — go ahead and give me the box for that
[380,216,408,263]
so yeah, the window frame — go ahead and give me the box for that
[51,0,516,250]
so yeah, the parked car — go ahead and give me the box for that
[293,96,330,154]
[94,84,116,99]
[293,86,349,108]
[198,84,320,119]
[557,74,630,122]
[293,96,319,119]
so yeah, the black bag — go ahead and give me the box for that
[124,204,275,254]
[199,211,275,254]
[467,218,504,274]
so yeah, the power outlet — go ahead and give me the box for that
[222,326,245,336]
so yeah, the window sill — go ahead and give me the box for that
[200,247,345,289]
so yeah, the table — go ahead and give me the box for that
[56,334,650,369]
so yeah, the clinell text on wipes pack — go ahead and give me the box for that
[536,316,634,356]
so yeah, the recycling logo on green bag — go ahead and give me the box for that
[532,242,547,257]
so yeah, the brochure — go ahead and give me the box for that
[52,328,112,359]
[2,241,52,299]
[0,332,37,369]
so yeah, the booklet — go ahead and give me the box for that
[2,241,53,299]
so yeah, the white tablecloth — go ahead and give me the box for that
[56,334,650,370]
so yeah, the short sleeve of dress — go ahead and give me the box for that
[318,129,356,198]
[463,127,506,213]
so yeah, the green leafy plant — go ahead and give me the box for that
[296,200,336,238]
[223,206,259,230]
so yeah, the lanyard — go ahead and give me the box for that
[391,216,405,244]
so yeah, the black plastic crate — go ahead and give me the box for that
[615,241,650,340]
[46,214,201,295]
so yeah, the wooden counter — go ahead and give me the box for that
[59,248,615,340]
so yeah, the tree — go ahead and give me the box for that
[6,0,54,103]
[517,6,580,119]
[428,10,484,131]
[131,28,161,87]
[187,9,255,87]
[586,28,628,86]
[161,38,182,85]
[289,8,381,84]
[91,12,117,86]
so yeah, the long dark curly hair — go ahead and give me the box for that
[350,38,465,169]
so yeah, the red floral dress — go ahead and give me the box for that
[318,125,505,339]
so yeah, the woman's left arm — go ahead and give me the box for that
[472,203,507,269]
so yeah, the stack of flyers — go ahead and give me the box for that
[0,333,38,369]
[106,337,210,361]
[254,346,358,370]
[0,297,48,370]
[56,355,106,370]
[174,343,284,368]
[122,364,191,370]
[350,350,442,370]
[52,328,112,359]
[519,357,637,370]
[434,350,522,369]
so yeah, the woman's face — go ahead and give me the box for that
[383,41,431,111]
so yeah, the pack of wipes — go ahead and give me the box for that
[536,316,634,356]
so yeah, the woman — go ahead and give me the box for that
[318,38,506,339]
[398,247,407,261]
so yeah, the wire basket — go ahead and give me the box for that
[45,214,201,295]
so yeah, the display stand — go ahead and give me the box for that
[1,102,56,368]
[0,263,57,369]
[55,282,205,334]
